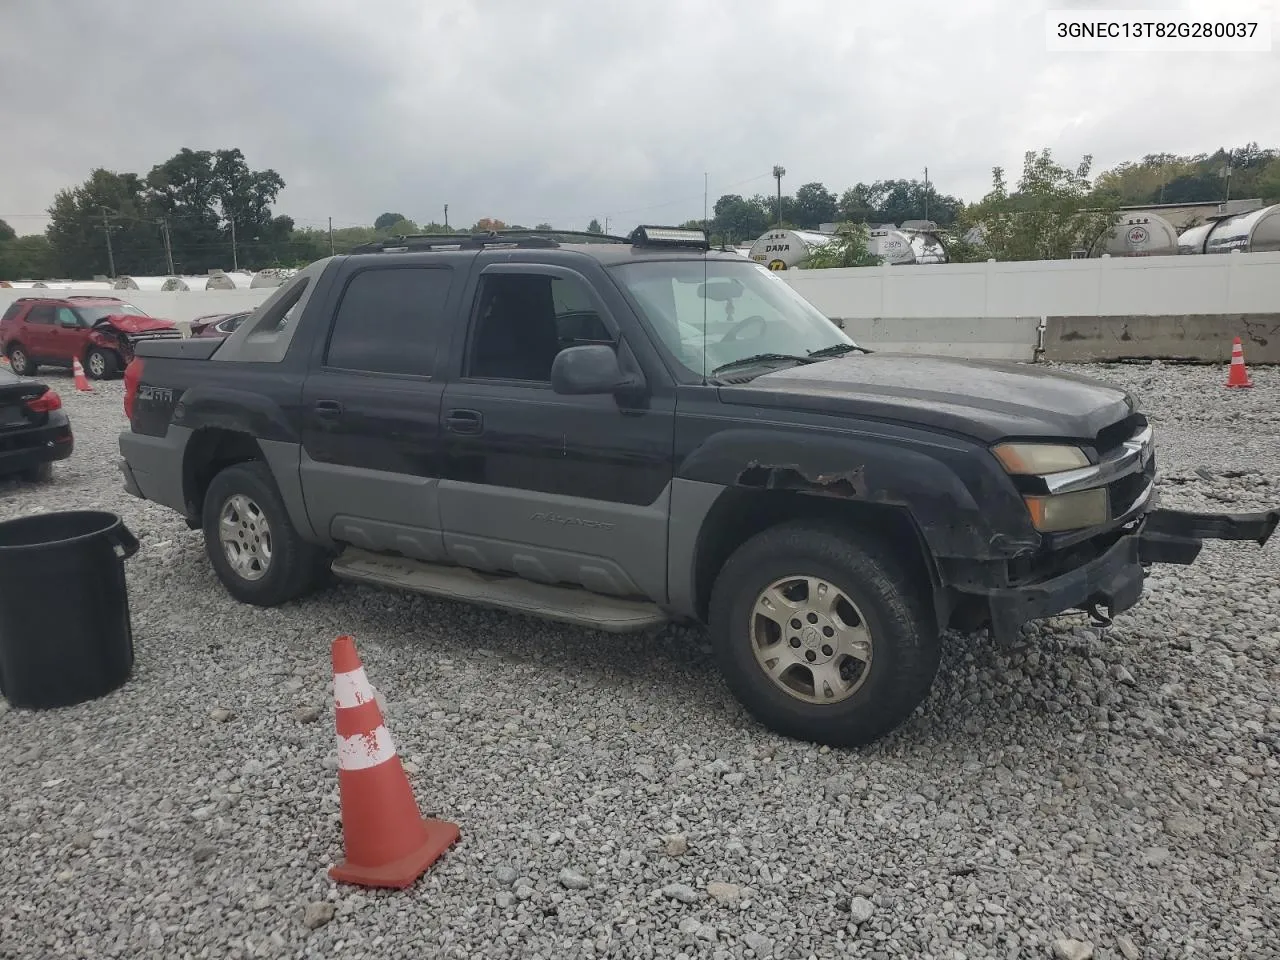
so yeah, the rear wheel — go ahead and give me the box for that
[709,521,941,747]
[202,460,327,606]
[6,345,34,376]
[85,347,119,380]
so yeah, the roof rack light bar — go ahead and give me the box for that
[629,225,711,250]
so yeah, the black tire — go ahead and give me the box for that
[84,347,119,380]
[20,462,53,483]
[708,521,941,748]
[202,460,327,606]
[6,345,35,376]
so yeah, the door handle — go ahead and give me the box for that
[314,399,343,418]
[444,408,483,435]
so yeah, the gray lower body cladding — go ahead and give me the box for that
[117,430,313,538]
[118,427,192,515]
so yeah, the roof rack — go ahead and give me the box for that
[348,229,630,254]
[66,294,123,300]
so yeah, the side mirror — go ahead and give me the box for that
[550,344,642,396]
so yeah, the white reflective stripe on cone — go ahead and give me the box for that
[333,667,376,710]
[336,726,398,771]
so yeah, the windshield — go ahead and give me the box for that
[76,304,149,323]
[610,258,856,379]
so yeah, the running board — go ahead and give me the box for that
[331,548,670,634]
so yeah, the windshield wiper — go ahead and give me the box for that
[710,353,816,376]
[807,342,872,358]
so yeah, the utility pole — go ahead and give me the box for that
[230,216,238,271]
[443,204,449,229]
[923,166,930,221]
[772,165,786,226]
[100,206,116,278]
[160,218,175,275]
[604,216,610,234]
[328,216,334,255]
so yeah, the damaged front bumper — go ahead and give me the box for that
[982,507,1279,643]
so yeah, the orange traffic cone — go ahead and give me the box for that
[328,635,459,889]
[72,357,93,392]
[1226,337,1253,389]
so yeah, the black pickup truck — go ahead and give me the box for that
[117,226,1279,746]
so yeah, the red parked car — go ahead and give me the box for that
[0,296,181,380]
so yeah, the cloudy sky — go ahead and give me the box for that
[1,0,1277,236]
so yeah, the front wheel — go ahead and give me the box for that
[709,521,941,747]
[202,460,327,606]
[84,347,119,380]
[6,345,34,376]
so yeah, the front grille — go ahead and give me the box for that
[1095,412,1148,457]
[1107,453,1156,519]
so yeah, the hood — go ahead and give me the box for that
[95,314,176,335]
[718,354,1135,445]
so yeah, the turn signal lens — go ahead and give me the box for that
[993,443,1090,475]
[1023,489,1108,532]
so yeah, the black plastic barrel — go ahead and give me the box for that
[0,511,140,709]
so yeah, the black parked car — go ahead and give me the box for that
[0,365,72,482]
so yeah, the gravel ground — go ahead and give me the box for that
[1,363,1277,960]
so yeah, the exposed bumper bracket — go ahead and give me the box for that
[982,505,1278,646]
[1141,507,1280,548]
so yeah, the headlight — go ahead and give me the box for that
[992,443,1090,474]
[1022,489,1109,532]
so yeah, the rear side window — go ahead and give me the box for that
[26,305,54,325]
[326,267,453,376]
[0,302,22,324]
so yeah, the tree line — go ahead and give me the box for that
[3,143,1279,280]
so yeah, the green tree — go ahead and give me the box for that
[144,148,225,272]
[710,194,772,244]
[209,148,291,267]
[0,233,56,280]
[375,218,419,236]
[586,218,603,234]
[46,169,166,277]
[965,149,1121,261]
[790,182,838,229]
[799,224,881,268]
[839,179,962,227]
[142,147,288,273]
[837,183,884,223]
[0,219,15,243]
[374,212,407,230]
[1256,158,1280,203]
[534,222,553,231]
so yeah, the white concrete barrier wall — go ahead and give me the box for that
[834,317,1040,361]
[5,250,1279,360]
[780,250,1280,319]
